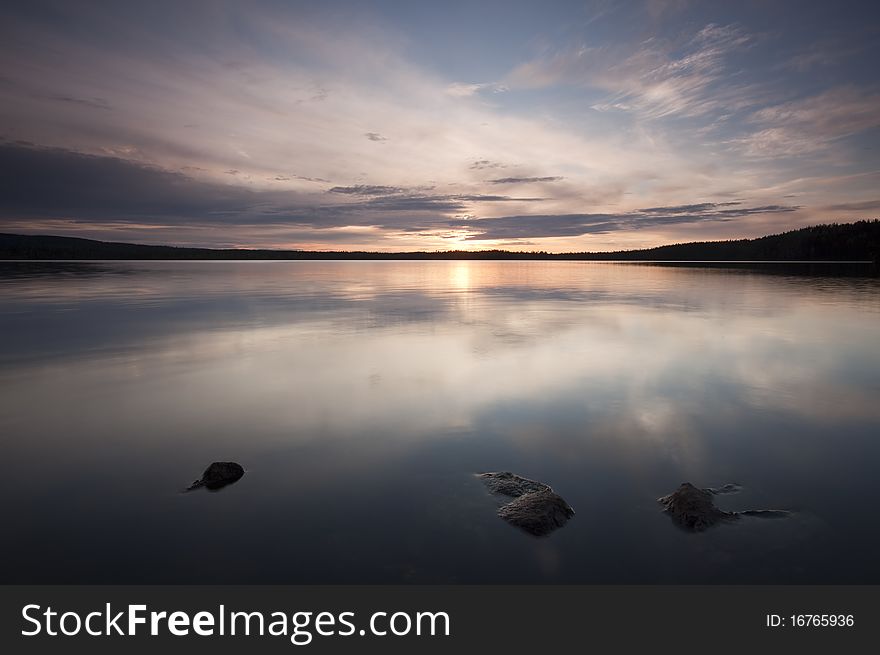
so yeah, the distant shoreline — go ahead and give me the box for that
[1,258,873,264]
[1,220,878,262]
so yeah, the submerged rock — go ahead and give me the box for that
[478,471,574,536]
[497,489,576,536]
[658,482,734,531]
[658,482,791,531]
[188,462,245,491]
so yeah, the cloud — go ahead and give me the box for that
[364,132,387,142]
[825,199,880,212]
[290,174,331,183]
[357,193,544,212]
[329,185,404,196]
[0,144,540,238]
[469,160,506,170]
[590,102,632,112]
[453,195,542,202]
[488,176,564,184]
[45,94,112,110]
[506,23,755,119]
[733,86,880,158]
[327,183,543,207]
[450,202,798,240]
[0,143,270,224]
[446,82,508,97]
[357,195,467,213]
[638,202,742,214]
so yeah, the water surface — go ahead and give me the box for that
[1,261,879,583]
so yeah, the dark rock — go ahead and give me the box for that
[658,482,735,531]
[497,489,575,536]
[188,462,244,491]
[478,471,574,536]
[477,471,550,497]
[659,482,792,531]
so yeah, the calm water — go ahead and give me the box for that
[1,261,879,584]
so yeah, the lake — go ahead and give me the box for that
[1,260,879,584]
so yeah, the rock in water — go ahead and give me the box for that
[478,471,574,536]
[658,482,792,531]
[188,462,245,491]
[658,482,734,531]
[477,471,550,497]
[497,489,576,536]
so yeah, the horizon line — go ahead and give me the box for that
[3,219,879,256]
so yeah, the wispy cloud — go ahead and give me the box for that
[44,94,113,110]
[732,86,880,158]
[329,185,405,196]
[488,176,564,184]
[825,199,880,212]
[470,160,506,170]
[275,174,331,184]
[451,202,799,240]
[507,23,755,119]
[445,82,508,97]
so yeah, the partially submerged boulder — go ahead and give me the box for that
[658,482,734,531]
[658,482,791,531]
[188,462,245,491]
[497,488,576,537]
[478,471,574,536]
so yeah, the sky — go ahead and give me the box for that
[1,0,879,252]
